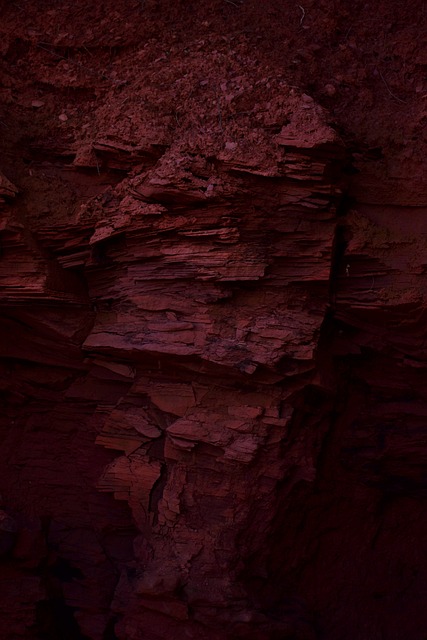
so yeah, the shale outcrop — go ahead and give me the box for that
[0,1,426,639]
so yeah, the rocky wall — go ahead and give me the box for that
[0,1,426,639]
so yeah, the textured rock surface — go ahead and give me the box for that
[0,1,426,639]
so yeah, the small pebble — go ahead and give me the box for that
[31,100,44,108]
[58,113,68,122]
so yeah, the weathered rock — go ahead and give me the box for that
[0,1,426,639]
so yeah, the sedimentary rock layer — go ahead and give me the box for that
[0,1,426,639]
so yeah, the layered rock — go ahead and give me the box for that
[1,1,426,639]
[0,35,346,637]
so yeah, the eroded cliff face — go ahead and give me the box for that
[1,1,426,639]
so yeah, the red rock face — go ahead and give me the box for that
[0,1,426,639]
